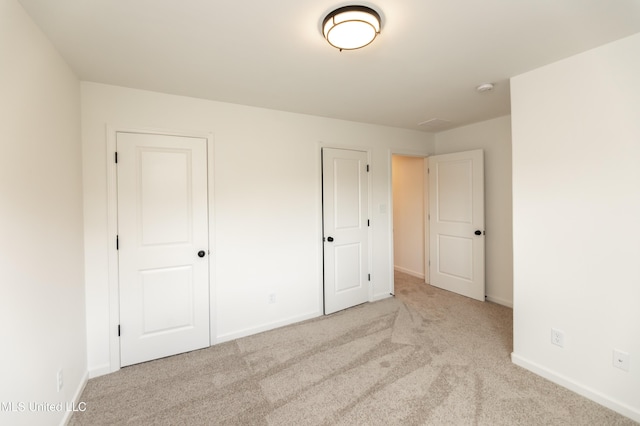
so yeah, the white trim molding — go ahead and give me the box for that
[511,353,640,423]
[105,125,215,373]
[61,370,89,425]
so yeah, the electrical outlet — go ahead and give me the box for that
[613,349,630,372]
[57,369,63,392]
[268,293,276,304]
[551,328,564,348]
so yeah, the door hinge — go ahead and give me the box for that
[366,164,370,172]
[115,152,118,163]
[367,219,370,227]
[368,273,371,281]
[118,325,121,337]
[116,235,119,250]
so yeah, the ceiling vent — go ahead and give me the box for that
[418,118,452,131]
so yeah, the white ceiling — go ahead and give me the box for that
[18,0,640,132]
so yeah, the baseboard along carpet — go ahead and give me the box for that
[69,272,635,425]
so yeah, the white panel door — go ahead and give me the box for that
[429,150,485,301]
[117,132,210,367]
[322,148,369,314]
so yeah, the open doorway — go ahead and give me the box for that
[391,155,429,284]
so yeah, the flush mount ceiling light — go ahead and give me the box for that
[323,5,381,51]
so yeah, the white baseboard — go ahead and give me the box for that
[372,292,394,302]
[89,311,324,377]
[511,353,640,423]
[215,310,321,344]
[485,295,513,308]
[61,370,89,426]
[88,363,112,379]
[393,266,425,280]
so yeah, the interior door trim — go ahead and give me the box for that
[105,125,215,374]
[387,148,432,296]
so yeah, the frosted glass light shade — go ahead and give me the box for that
[323,6,381,50]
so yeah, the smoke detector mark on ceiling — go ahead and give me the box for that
[476,83,494,93]
[418,118,452,130]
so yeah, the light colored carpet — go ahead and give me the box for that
[69,272,635,425]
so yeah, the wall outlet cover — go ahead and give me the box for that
[551,328,564,347]
[613,349,630,372]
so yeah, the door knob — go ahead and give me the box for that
[197,250,206,258]
[474,230,482,236]
[327,237,334,242]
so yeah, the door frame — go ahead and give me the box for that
[388,149,431,294]
[318,143,373,314]
[106,125,215,373]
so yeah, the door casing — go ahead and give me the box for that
[388,149,431,294]
[390,153,430,284]
[105,126,215,374]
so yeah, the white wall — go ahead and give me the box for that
[511,33,640,422]
[435,116,513,306]
[0,1,86,425]
[392,156,425,278]
[81,82,435,375]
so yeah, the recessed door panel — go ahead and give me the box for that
[334,158,362,230]
[139,149,192,246]
[334,243,362,293]
[436,159,473,224]
[141,266,194,335]
[437,235,473,281]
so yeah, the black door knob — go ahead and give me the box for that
[474,230,482,236]
[327,237,334,242]
[197,250,206,258]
